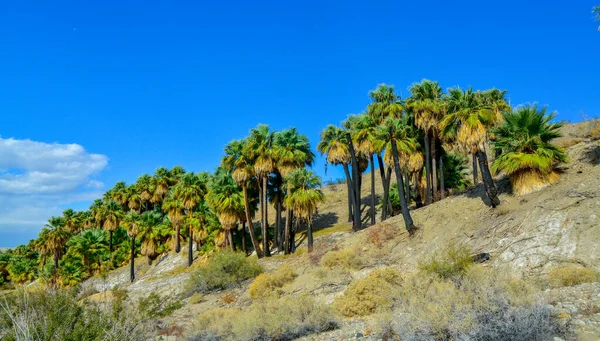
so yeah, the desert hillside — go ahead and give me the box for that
[73,119,600,340]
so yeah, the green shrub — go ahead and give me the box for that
[191,295,337,340]
[372,266,565,341]
[186,251,262,294]
[548,266,600,288]
[418,243,474,279]
[334,268,403,317]
[248,264,297,300]
[137,292,184,319]
[0,288,144,341]
[188,292,203,304]
[320,248,362,270]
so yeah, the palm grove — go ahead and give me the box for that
[0,80,567,288]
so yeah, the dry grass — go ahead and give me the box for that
[188,292,203,304]
[333,268,403,317]
[511,170,560,196]
[191,295,337,340]
[418,243,474,280]
[548,266,600,288]
[248,264,297,300]
[553,137,585,149]
[366,223,400,249]
[586,123,600,140]
[220,291,237,304]
[320,248,363,270]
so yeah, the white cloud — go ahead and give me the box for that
[0,137,108,246]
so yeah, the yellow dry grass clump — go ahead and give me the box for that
[333,268,403,317]
[548,266,600,288]
[320,248,363,270]
[248,264,297,299]
[586,123,600,140]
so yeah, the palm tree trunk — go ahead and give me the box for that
[109,231,113,253]
[405,171,411,205]
[53,254,59,284]
[424,133,432,204]
[346,133,361,231]
[476,150,501,207]
[390,137,415,233]
[439,146,446,199]
[196,240,201,252]
[431,137,437,201]
[275,196,282,250]
[386,167,394,216]
[284,183,292,255]
[175,223,181,253]
[130,236,135,283]
[242,222,248,255]
[262,176,270,257]
[369,154,376,225]
[242,183,262,258]
[228,230,235,251]
[342,163,356,224]
[472,153,478,185]
[307,221,314,253]
[289,211,296,253]
[188,226,193,267]
[414,171,424,208]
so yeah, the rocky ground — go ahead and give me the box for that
[546,282,600,341]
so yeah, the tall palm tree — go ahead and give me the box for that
[99,200,123,253]
[110,181,129,209]
[67,229,108,276]
[206,168,245,250]
[491,104,567,195]
[122,211,140,282]
[274,127,315,254]
[441,87,505,207]
[135,174,153,210]
[61,208,81,234]
[163,194,185,253]
[317,125,355,225]
[244,124,276,257]
[284,168,324,253]
[173,172,208,266]
[222,139,262,257]
[408,79,445,203]
[126,185,142,213]
[44,217,70,283]
[376,118,417,233]
[137,211,169,265]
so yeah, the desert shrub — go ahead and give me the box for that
[220,291,237,304]
[586,123,600,140]
[0,288,145,341]
[372,266,566,341]
[189,292,203,304]
[186,251,262,294]
[366,224,398,248]
[320,248,362,270]
[248,264,297,300]
[137,292,184,319]
[191,294,337,340]
[553,137,584,149]
[548,266,600,288]
[334,268,403,317]
[418,243,473,280]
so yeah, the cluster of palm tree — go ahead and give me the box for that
[1,80,568,288]
[594,5,600,30]
[318,80,567,233]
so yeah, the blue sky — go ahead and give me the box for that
[1,1,599,246]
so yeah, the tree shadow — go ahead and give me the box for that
[581,145,600,165]
[464,176,511,207]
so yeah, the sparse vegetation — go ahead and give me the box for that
[587,122,600,140]
[248,264,297,299]
[548,266,600,288]
[334,268,403,317]
[190,295,337,340]
[137,292,184,319]
[320,248,363,270]
[418,244,474,280]
[186,251,262,294]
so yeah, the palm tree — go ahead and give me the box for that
[408,79,445,203]
[222,139,262,257]
[274,127,315,254]
[137,211,169,265]
[376,117,417,233]
[122,211,140,281]
[206,168,245,250]
[110,181,129,209]
[317,125,355,225]
[491,104,567,195]
[135,174,153,210]
[67,229,108,275]
[173,172,208,266]
[245,124,276,257]
[163,194,185,253]
[595,6,600,30]
[284,169,324,253]
[44,217,70,283]
[126,185,142,213]
[99,200,123,253]
[441,87,505,207]
[61,208,81,234]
